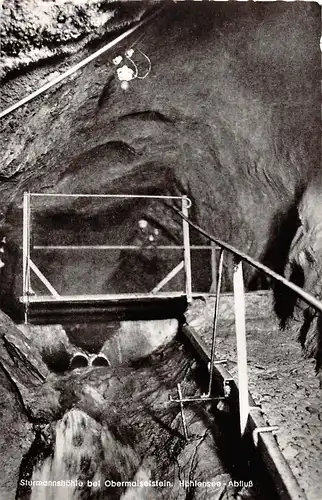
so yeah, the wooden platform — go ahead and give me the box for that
[20,293,188,324]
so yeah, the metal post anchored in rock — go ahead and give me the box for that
[177,383,189,441]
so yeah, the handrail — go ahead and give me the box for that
[28,192,192,209]
[173,207,322,314]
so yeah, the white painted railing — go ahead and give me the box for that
[173,207,322,437]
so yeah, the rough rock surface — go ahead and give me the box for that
[0,3,321,369]
[0,0,147,80]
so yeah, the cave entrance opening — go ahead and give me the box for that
[20,192,194,324]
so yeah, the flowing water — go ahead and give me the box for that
[31,409,105,500]
[30,408,142,500]
[22,337,269,500]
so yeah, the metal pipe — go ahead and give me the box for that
[182,324,306,500]
[0,5,166,119]
[32,245,218,250]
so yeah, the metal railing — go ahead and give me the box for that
[22,193,195,315]
[172,207,322,440]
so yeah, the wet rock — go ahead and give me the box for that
[99,318,179,365]
[191,298,322,500]
[17,324,74,373]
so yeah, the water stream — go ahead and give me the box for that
[31,409,103,500]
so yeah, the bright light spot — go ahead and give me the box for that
[117,65,135,82]
[120,81,129,91]
[112,55,122,66]
[138,219,148,229]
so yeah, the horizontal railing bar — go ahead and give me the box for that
[173,208,322,314]
[31,245,220,250]
[29,193,187,200]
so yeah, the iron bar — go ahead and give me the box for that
[253,426,279,447]
[32,245,218,250]
[169,396,226,403]
[22,193,28,298]
[210,241,217,292]
[19,292,186,303]
[29,193,192,207]
[29,260,60,298]
[182,196,192,303]
[22,192,31,323]
[177,383,189,441]
[151,261,184,293]
[204,248,225,398]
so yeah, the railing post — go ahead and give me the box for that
[233,260,249,436]
[210,242,217,293]
[22,192,31,322]
[182,196,192,303]
[206,248,224,397]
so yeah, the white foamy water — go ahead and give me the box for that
[30,409,103,500]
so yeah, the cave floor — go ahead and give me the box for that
[186,294,322,500]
